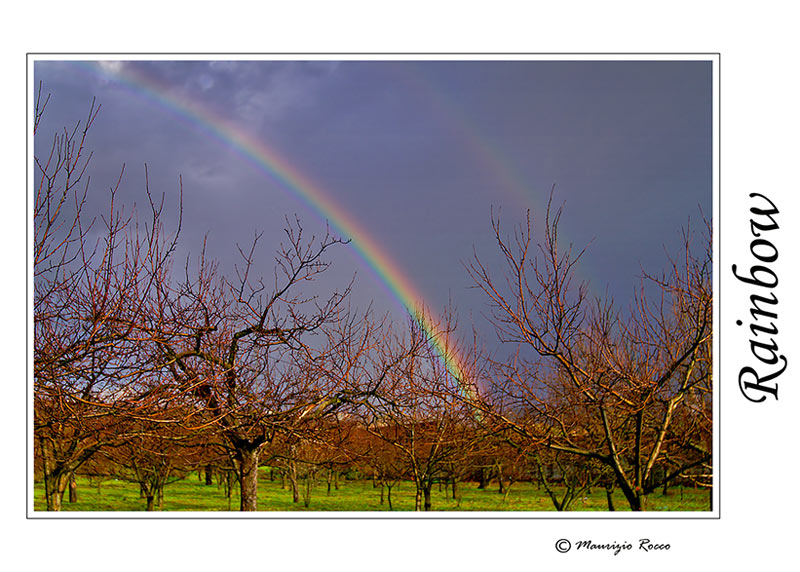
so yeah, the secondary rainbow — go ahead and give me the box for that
[78,60,470,385]
[395,62,594,298]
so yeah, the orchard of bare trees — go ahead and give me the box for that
[32,91,713,512]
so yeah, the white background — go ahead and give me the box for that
[4,2,798,570]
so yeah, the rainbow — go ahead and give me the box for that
[395,62,594,298]
[394,62,539,210]
[73,59,471,386]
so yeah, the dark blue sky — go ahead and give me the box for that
[34,58,712,350]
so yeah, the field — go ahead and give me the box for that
[32,470,711,512]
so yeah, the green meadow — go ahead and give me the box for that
[32,470,711,512]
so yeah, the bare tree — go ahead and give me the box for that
[33,87,181,510]
[142,218,352,510]
[356,311,482,511]
[106,425,193,511]
[468,193,712,511]
[532,449,608,511]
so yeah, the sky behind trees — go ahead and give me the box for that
[33,58,713,352]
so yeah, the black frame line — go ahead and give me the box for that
[26,52,721,520]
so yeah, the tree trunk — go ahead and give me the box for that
[559,486,574,511]
[226,470,235,511]
[478,467,488,489]
[610,464,643,511]
[423,481,433,511]
[146,494,156,511]
[502,479,514,503]
[497,464,506,494]
[288,462,300,503]
[237,446,261,512]
[618,482,643,511]
[39,439,69,511]
[45,472,68,511]
[205,465,213,486]
[43,467,73,512]
[606,487,616,511]
[303,473,313,508]
[68,472,78,503]
[225,470,234,498]
[414,485,423,511]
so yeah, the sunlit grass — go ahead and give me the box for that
[32,470,711,512]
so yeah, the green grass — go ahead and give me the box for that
[32,470,711,512]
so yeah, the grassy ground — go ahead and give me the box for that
[32,470,711,512]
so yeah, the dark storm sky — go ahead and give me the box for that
[33,58,712,350]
